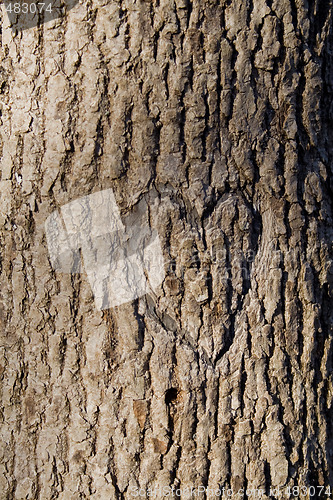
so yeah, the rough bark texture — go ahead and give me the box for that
[0,0,333,498]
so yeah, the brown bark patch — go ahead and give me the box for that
[133,400,148,430]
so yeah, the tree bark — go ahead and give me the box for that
[0,0,333,498]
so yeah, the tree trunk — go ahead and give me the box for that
[0,0,333,498]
